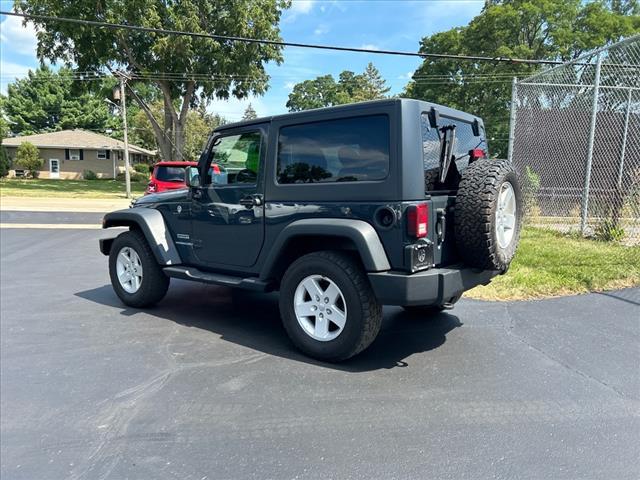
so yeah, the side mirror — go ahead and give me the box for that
[185,166,201,188]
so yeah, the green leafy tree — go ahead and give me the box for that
[17,0,291,160]
[286,63,390,111]
[14,141,43,178]
[242,103,258,120]
[0,145,9,178]
[2,66,111,135]
[0,101,9,177]
[404,0,639,157]
[130,103,225,160]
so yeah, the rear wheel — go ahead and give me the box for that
[108,230,169,308]
[279,251,382,362]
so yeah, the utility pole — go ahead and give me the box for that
[116,71,131,198]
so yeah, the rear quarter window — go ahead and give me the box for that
[277,115,390,184]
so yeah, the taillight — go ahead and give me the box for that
[407,203,428,238]
[470,148,486,162]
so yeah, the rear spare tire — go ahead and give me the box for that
[454,159,522,271]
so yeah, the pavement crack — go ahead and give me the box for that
[502,304,631,400]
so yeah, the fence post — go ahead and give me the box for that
[616,87,633,189]
[507,77,518,164]
[580,53,603,235]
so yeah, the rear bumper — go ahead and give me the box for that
[368,266,499,306]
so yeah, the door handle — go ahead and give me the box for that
[240,195,262,209]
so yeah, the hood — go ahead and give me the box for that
[132,188,189,207]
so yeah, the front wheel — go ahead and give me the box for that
[108,230,170,308]
[279,251,382,362]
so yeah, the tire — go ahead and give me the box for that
[454,159,523,271]
[279,251,382,362]
[108,230,170,308]
[402,294,461,315]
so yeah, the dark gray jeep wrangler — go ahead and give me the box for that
[100,99,522,361]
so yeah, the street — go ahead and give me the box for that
[1,212,639,480]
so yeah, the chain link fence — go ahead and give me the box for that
[508,36,640,245]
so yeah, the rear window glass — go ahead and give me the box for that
[277,115,390,184]
[155,166,186,182]
[421,113,487,173]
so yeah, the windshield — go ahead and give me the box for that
[154,166,186,182]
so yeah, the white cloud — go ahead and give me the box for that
[398,72,414,80]
[360,44,380,51]
[314,24,329,36]
[290,0,315,14]
[0,14,38,56]
[283,0,315,23]
[0,60,33,95]
[284,81,296,91]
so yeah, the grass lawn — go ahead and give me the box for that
[0,178,146,198]
[468,227,640,301]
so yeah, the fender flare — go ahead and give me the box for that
[260,218,391,280]
[101,208,181,265]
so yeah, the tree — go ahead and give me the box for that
[404,0,639,157]
[14,141,43,178]
[18,0,291,160]
[286,63,390,111]
[243,103,258,120]
[360,63,391,100]
[0,145,9,178]
[0,101,9,177]
[2,66,111,135]
[130,103,226,160]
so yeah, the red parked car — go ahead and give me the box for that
[145,161,198,195]
[146,161,229,195]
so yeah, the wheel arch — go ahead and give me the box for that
[101,208,182,265]
[259,219,391,285]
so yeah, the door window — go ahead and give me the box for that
[205,132,262,185]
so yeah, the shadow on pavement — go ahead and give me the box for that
[76,281,462,372]
[595,289,640,306]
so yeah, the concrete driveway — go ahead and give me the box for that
[1,214,639,480]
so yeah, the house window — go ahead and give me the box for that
[97,150,107,159]
[69,149,81,160]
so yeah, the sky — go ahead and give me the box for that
[0,0,485,121]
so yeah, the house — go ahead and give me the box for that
[3,129,156,179]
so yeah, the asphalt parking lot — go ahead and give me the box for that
[1,212,639,480]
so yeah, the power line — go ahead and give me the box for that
[1,10,566,66]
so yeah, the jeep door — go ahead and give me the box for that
[190,125,266,268]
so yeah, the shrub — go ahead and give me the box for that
[15,141,43,178]
[0,145,9,178]
[83,169,98,180]
[117,171,148,183]
[522,165,541,219]
[594,218,625,242]
[134,163,152,174]
[132,172,148,183]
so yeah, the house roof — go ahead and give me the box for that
[3,129,156,156]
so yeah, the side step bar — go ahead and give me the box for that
[163,266,272,292]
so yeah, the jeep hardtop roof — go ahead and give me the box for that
[215,98,483,132]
